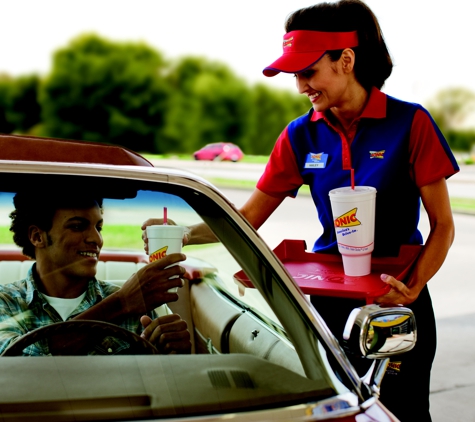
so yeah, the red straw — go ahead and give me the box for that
[163,207,168,225]
[351,168,355,190]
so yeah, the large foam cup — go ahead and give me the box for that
[146,225,185,292]
[329,186,377,276]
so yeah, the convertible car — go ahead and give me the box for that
[0,134,416,421]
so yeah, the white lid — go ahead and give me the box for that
[146,225,185,239]
[329,186,376,202]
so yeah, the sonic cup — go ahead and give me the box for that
[146,225,185,292]
[329,186,377,276]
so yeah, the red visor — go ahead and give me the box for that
[263,30,359,77]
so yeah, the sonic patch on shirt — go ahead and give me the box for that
[304,152,328,169]
[369,150,385,159]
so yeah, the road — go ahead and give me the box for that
[154,159,475,421]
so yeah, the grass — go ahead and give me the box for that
[0,225,147,250]
[449,197,475,214]
[141,153,269,164]
[0,227,12,245]
[205,177,312,196]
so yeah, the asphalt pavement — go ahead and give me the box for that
[154,159,475,421]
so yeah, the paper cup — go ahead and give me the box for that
[329,186,377,276]
[146,225,185,292]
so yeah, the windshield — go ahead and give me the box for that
[0,170,355,420]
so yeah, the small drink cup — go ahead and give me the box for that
[146,225,185,292]
[329,186,377,276]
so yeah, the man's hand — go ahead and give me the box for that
[140,314,191,354]
[374,274,421,306]
[118,253,187,316]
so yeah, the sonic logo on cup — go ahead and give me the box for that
[150,245,168,262]
[334,208,361,228]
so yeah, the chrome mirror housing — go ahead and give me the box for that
[343,304,417,359]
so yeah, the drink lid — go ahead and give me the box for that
[329,186,377,202]
[146,225,185,239]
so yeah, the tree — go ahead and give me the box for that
[40,34,170,152]
[0,75,16,134]
[0,74,41,134]
[161,57,254,154]
[426,87,475,152]
[426,87,475,135]
[245,84,309,155]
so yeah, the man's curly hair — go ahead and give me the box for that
[9,192,103,259]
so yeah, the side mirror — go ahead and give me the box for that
[342,304,417,359]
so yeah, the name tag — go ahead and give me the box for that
[304,152,328,169]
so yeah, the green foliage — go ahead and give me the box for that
[39,34,170,152]
[0,34,311,156]
[4,34,475,160]
[0,74,41,134]
[426,87,475,136]
[160,57,254,154]
[0,76,15,134]
[446,129,475,152]
[245,84,309,155]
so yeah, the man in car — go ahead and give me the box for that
[0,191,191,356]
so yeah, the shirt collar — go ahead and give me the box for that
[26,264,107,310]
[310,87,387,122]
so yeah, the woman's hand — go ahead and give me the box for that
[374,274,421,307]
[141,218,191,254]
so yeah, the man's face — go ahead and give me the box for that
[42,203,104,282]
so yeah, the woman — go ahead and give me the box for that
[144,1,459,420]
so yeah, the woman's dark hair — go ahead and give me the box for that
[9,192,103,259]
[285,0,392,91]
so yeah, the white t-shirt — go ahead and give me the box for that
[43,292,87,321]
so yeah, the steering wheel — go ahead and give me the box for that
[1,320,159,356]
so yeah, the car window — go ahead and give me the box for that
[0,172,356,419]
[98,188,288,330]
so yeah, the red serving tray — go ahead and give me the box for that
[233,239,423,304]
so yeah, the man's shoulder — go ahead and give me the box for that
[0,279,29,298]
[0,279,30,314]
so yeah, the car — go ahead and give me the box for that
[193,142,244,162]
[0,133,417,421]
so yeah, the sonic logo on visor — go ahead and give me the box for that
[283,37,293,48]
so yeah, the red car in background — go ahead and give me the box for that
[193,142,244,162]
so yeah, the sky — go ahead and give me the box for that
[1,0,473,107]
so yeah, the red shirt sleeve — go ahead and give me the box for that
[409,109,459,188]
[256,127,304,198]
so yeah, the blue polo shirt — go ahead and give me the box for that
[257,88,459,256]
